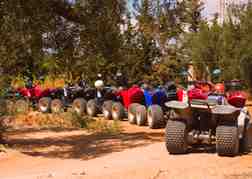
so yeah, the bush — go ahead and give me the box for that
[60,111,91,129]
[7,110,122,135]
[87,119,121,135]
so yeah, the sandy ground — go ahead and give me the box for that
[0,102,252,179]
[1,119,252,179]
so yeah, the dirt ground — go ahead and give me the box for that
[0,104,252,179]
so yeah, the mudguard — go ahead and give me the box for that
[212,105,242,124]
[117,86,144,109]
[212,105,240,115]
[144,89,167,107]
[227,91,247,108]
[165,100,192,119]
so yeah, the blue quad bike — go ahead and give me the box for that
[133,82,178,129]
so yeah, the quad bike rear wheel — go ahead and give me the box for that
[216,125,239,156]
[51,99,64,113]
[128,103,140,124]
[165,120,188,154]
[112,102,124,120]
[147,105,164,129]
[136,105,147,126]
[102,100,113,120]
[87,99,97,117]
[15,99,29,114]
[38,97,52,113]
[73,98,87,116]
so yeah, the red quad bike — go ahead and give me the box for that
[165,80,251,156]
[11,84,58,114]
[103,85,145,121]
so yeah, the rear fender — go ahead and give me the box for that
[145,89,167,107]
[212,105,240,116]
[212,105,241,125]
[165,101,192,119]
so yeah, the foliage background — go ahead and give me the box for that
[0,0,252,87]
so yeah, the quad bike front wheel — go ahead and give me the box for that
[136,105,147,126]
[102,100,113,120]
[165,120,188,154]
[112,102,124,120]
[15,99,29,114]
[38,97,52,113]
[73,98,87,116]
[216,125,239,156]
[128,103,140,124]
[87,99,97,117]
[147,105,164,129]
[51,99,64,113]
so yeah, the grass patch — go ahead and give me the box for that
[61,111,122,134]
[5,110,122,135]
[87,119,121,135]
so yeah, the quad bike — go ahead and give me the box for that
[134,82,178,129]
[109,82,177,126]
[165,80,251,156]
[86,80,117,118]
[3,82,60,114]
[105,85,145,121]
[39,80,95,115]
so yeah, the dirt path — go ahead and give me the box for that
[1,120,252,179]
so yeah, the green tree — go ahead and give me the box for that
[182,18,223,80]
[0,0,127,83]
[181,0,204,33]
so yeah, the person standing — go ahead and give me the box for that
[187,61,196,90]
